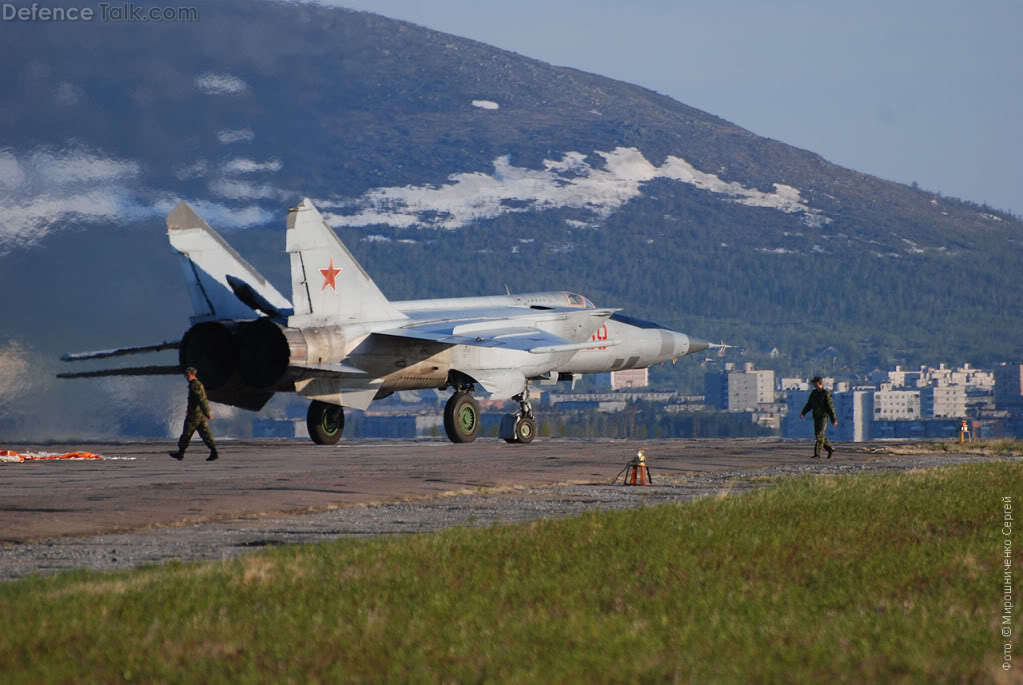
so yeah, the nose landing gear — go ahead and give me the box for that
[501,389,536,444]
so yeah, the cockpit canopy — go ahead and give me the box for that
[565,292,596,309]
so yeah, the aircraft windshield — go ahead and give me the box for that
[567,293,595,309]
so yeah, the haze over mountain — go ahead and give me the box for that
[1,0,1020,438]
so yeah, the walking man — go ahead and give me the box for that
[169,366,219,462]
[800,375,837,459]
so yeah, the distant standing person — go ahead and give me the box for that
[169,366,219,462]
[800,375,837,459]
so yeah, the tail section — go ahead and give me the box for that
[285,198,407,325]
[167,202,292,323]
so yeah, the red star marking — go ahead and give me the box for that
[320,258,342,290]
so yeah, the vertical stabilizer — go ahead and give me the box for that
[285,198,407,325]
[167,202,292,323]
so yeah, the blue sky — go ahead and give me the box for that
[332,0,1022,216]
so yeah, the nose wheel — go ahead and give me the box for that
[507,415,536,444]
[501,390,536,444]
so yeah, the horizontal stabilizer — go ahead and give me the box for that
[294,378,379,410]
[61,341,179,362]
[57,365,183,379]
[289,363,368,378]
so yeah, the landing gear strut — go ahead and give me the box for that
[307,400,344,445]
[444,388,480,443]
[501,389,536,444]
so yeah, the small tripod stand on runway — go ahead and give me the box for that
[612,450,653,486]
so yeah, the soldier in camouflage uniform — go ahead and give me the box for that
[799,375,837,459]
[169,366,219,462]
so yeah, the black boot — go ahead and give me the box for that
[169,451,184,460]
[825,445,834,459]
[206,449,219,462]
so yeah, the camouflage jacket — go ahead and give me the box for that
[801,388,836,421]
[186,378,212,420]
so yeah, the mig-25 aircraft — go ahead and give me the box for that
[60,199,711,444]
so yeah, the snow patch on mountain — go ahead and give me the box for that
[217,128,255,144]
[194,72,249,96]
[174,159,209,180]
[0,145,273,252]
[208,178,291,201]
[222,158,282,174]
[150,198,273,228]
[321,147,828,230]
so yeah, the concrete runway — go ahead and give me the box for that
[1,437,846,542]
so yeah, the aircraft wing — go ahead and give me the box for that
[378,324,570,352]
[377,307,619,353]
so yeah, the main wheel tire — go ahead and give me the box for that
[514,416,536,444]
[443,392,480,443]
[307,400,344,445]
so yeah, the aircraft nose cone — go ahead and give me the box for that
[683,336,710,355]
[667,332,709,357]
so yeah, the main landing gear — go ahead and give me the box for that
[443,386,481,443]
[307,400,344,445]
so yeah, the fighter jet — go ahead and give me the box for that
[60,199,711,444]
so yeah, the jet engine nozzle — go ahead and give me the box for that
[178,321,238,391]
[236,318,293,389]
[178,319,310,411]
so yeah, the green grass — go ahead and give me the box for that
[1,463,1019,683]
[890,440,1023,458]
[990,440,1023,456]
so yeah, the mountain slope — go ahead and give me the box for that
[0,0,1020,438]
